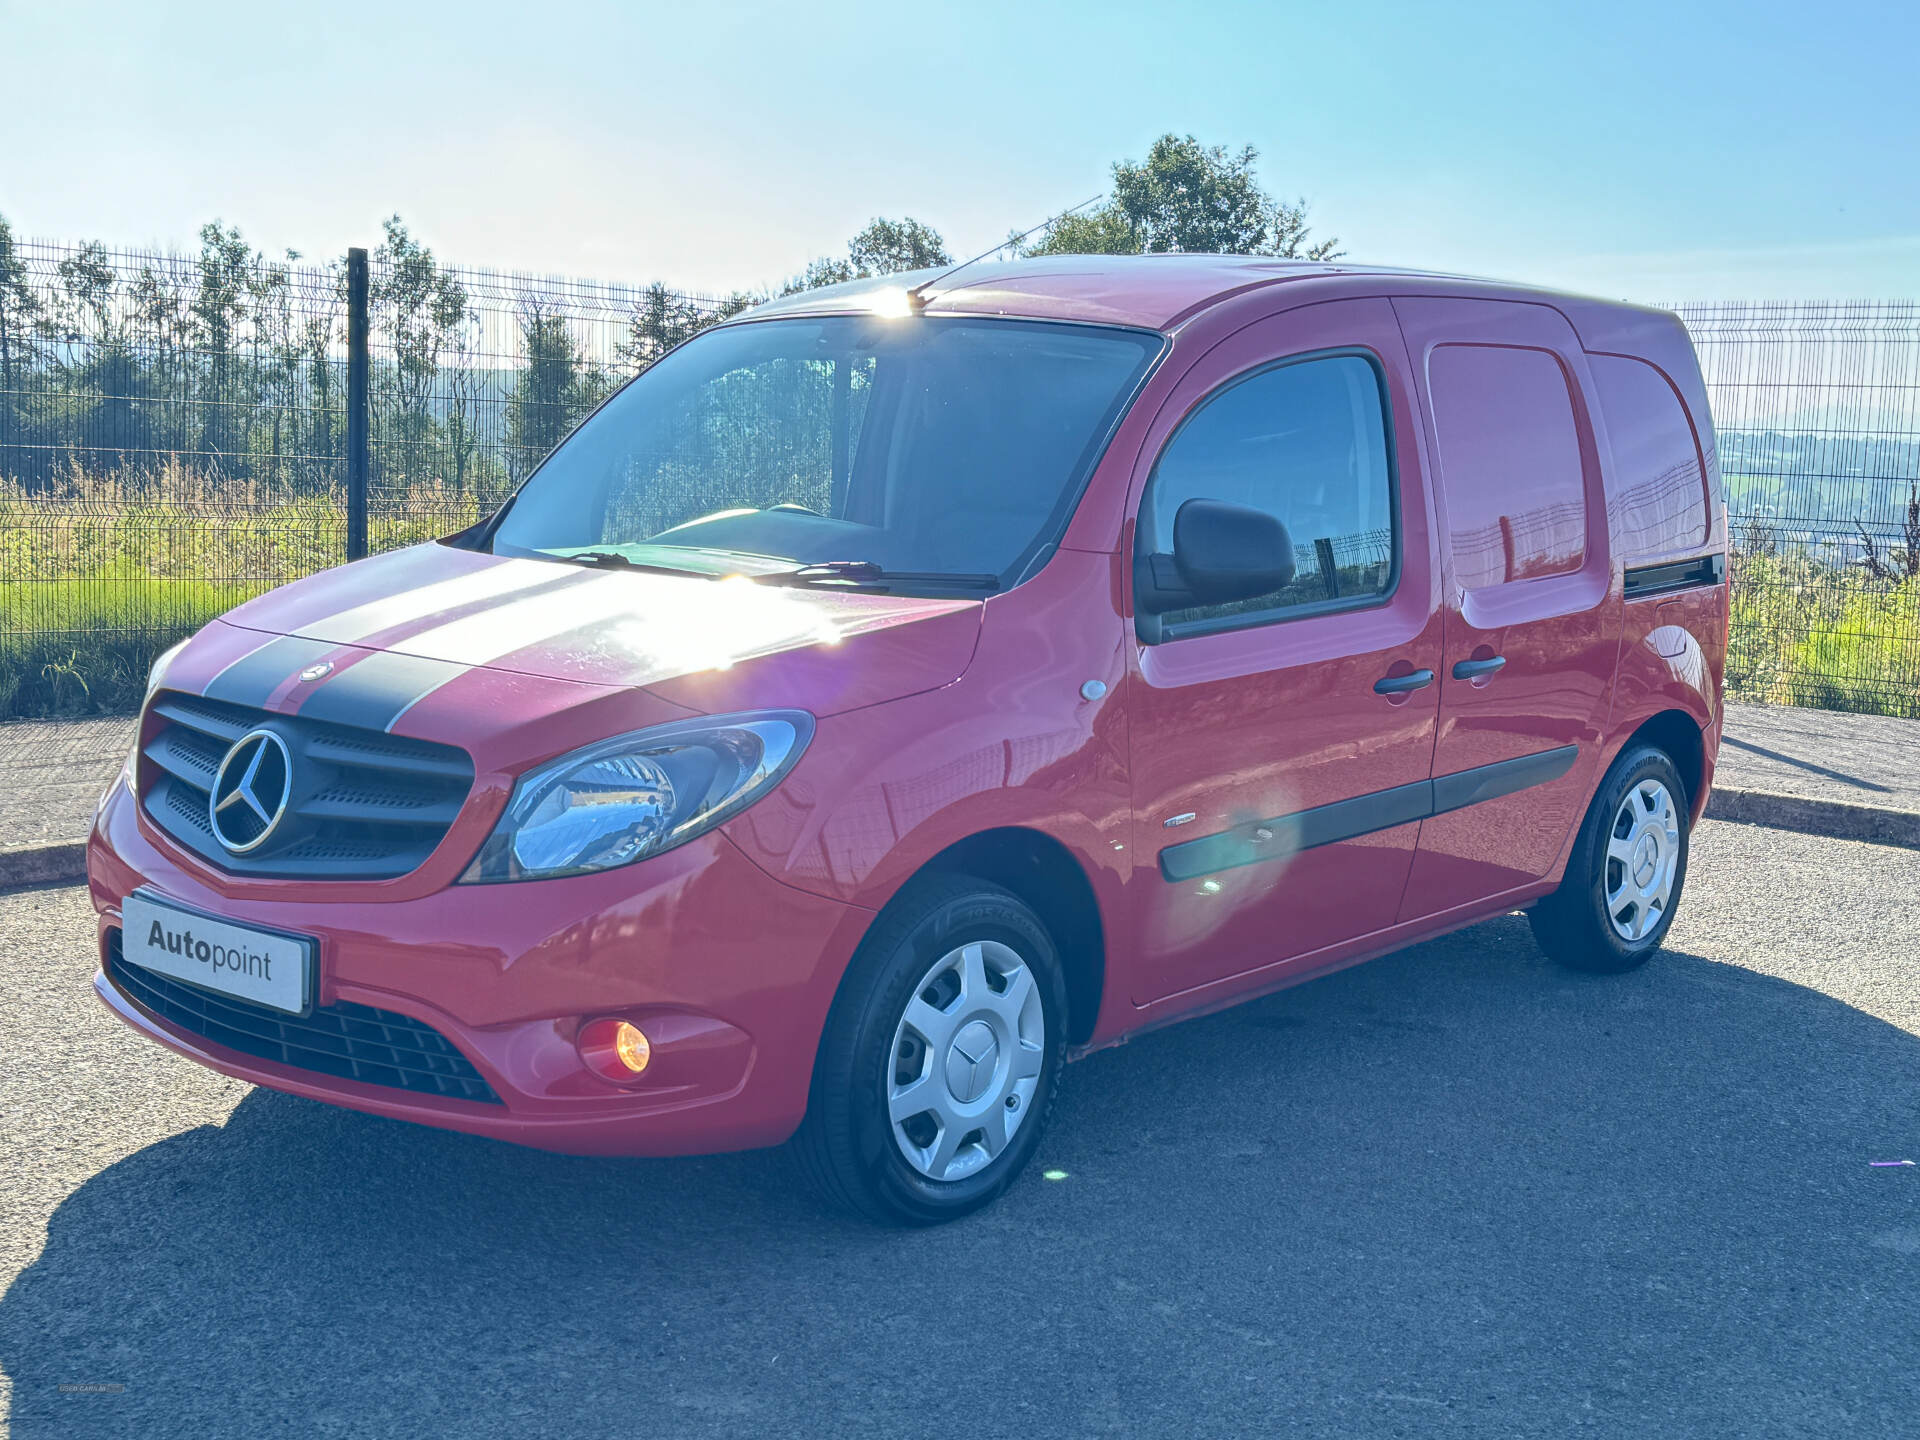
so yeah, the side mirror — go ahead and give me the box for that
[1137,498,1296,614]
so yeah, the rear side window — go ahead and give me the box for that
[1427,344,1587,588]
[1138,353,1395,634]
[1589,353,1710,555]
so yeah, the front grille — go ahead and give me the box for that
[142,690,474,880]
[106,930,501,1105]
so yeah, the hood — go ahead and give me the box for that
[211,543,984,725]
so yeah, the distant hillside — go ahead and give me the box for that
[1719,429,1920,537]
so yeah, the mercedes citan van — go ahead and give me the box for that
[90,257,1728,1223]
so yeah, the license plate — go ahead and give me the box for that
[121,890,315,1016]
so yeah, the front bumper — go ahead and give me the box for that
[87,783,874,1156]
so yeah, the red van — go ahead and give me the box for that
[88,257,1728,1223]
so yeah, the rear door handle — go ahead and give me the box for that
[1452,656,1508,681]
[1373,669,1435,695]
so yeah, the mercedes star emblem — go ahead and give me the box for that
[209,729,294,854]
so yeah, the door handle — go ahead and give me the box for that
[1452,656,1508,681]
[1373,669,1435,695]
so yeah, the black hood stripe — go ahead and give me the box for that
[294,650,469,732]
[291,561,591,647]
[202,636,341,709]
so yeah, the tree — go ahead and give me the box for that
[189,221,258,462]
[245,253,298,487]
[296,286,345,494]
[1025,134,1341,260]
[440,303,483,497]
[50,241,115,340]
[506,299,585,479]
[123,257,192,463]
[48,241,152,479]
[847,216,950,275]
[785,216,951,294]
[618,282,753,374]
[372,216,470,481]
[0,215,44,455]
[1015,205,1136,258]
[1857,482,1920,583]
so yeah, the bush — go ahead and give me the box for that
[1728,548,1920,717]
[1781,578,1920,717]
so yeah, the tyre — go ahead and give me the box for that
[793,876,1068,1225]
[1529,744,1690,974]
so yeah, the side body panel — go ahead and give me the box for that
[1118,299,1446,1002]
[1611,583,1727,815]
[725,282,1732,1057]
[719,546,1136,992]
[1584,309,1730,816]
[1392,297,1623,917]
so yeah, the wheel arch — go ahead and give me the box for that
[1621,707,1707,818]
[913,827,1107,1047]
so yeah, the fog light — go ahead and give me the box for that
[578,1018,652,1081]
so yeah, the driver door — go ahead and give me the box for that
[1126,299,1444,1004]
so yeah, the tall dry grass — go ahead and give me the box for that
[5,462,1918,721]
[2,461,483,717]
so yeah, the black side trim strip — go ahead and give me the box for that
[1158,744,1581,882]
[1158,779,1431,882]
[1624,551,1724,600]
[1432,744,1578,815]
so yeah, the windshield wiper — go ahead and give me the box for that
[754,560,1000,592]
[559,551,999,592]
[558,550,717,578]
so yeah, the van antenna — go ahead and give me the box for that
[904,194,1105,311]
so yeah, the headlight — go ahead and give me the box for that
[146,639,188,701]
[460,710,814,883]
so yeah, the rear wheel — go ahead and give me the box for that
[1530,744,1690,974]
[792,876,1066,1225]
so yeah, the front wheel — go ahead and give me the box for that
[793,877,1067,1225]
[1529,744,1691,974]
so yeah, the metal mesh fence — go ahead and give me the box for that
[363,259,737,533]
[0,235,739,716]
[2,236,1917,720]
[1676,301,1920,717]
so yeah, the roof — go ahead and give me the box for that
[736,253,1624,333]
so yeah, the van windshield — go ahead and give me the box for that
[487,315,1162,590]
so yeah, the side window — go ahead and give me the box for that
[1138,353,1395,635]
[1427,344,1587,588]
[1589,353,1710,555]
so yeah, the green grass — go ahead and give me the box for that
[1,576,263,717]
[2,466,482,719]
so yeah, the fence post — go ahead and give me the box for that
[345,247,370,562]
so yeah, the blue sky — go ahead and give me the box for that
[2,0,1915,300]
